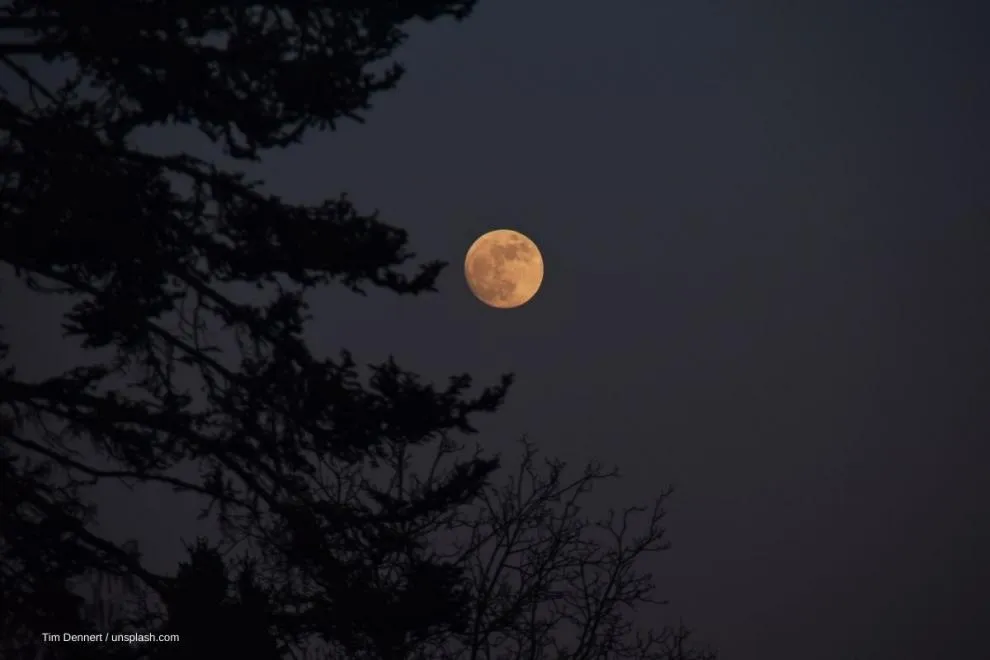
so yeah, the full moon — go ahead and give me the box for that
[464,229,544,308]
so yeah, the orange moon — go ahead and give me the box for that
[464,229,544,308]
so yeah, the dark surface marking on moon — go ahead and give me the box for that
[468,251,517,303]
[490,235,534,263]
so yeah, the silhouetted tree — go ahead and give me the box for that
[445,438,713,660]
[0,2,714,659]
[60,439,717,660]
[1,2,504,657]
[149,539,282,660]
[304,434,717,659]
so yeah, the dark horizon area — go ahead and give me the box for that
[3,1,989,658]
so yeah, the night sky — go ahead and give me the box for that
[8,1,990,658]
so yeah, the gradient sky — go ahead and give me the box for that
[7,1,990,658]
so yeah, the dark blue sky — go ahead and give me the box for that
[8,1,989,657]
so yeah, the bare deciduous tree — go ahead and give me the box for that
[351,435,717,660]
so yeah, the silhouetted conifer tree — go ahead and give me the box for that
[0,2,715,658]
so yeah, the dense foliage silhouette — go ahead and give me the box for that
[0,2,716,658]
